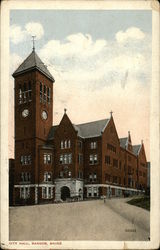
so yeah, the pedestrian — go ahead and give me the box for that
[104,196,106,203]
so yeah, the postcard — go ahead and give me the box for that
[0,0,160,249]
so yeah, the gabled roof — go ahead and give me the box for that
[12,50,54,82]
[120,137,128,149]
[133,145,141,155]
[48,118,109,140]
[73,119,109,138]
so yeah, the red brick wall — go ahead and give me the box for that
[102,117,122,186]
[54,114,77,179]
[13,69,54,205]
[83,137,102,184]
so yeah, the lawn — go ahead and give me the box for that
[127,196,150,211]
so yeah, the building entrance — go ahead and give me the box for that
[61,186,70,201]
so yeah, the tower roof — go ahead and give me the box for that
[12,50,55,82]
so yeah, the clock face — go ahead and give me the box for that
[22,109,29,118]
[41,110,48,120]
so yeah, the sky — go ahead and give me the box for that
[9,10,152,159]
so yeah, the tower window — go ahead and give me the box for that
[28,81,32,101]
[24,82,26,91]
[18,84,23,104]
[44,85,47,103]
[18,82,32,104]
[40,82,43,102]
[47,87,51,104]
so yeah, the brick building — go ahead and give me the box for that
[11,48,148,205]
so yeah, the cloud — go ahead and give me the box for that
[39,33,107,60]
[115,27,145,44]
[10,22,44,44]
[25,22,44,39]
[10,25,26,44]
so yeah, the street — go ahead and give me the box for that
[9,198,150,241]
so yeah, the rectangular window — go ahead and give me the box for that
[105,155,110,165]
[20,187,30,199]
[42,187,53,199]
[20,155,32,165]
[94,173,97,181]
[60,140,71,149]
[91,142,97,149]
[78,140,82,149]
[68,154,72,164]
[113,159,118,168]
[94,155,98,164]
[44,154,52,164]
[89,154,98,165]
[64,154,67,164]
[88,187,92,197]
[59,154,72,164]
[68,171,71,177]
[60,155,63,164]
[44,172,52,182]
[64,140,67,149]
[78,154,83,165]
[94,187,98,197]
[61,141,64,149]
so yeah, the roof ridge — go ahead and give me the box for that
[75,118,109,126]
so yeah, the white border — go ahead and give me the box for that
[0,0,160,249]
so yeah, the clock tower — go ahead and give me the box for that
[12,47,54,205]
